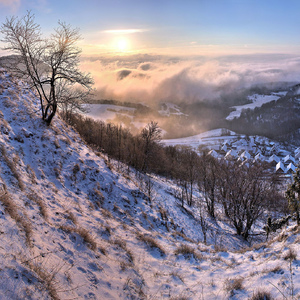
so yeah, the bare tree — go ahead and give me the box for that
[197,152,218,218]
[224,162,272,240]
[1,11,93,124]
[140,121,162,172]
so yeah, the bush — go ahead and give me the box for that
[224,277,244,296]
[174,244,202,260]
[136,233,165,255]
[250,290,274,300]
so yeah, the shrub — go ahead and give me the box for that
[60,225,97,251]
[0,190,32,246]
[136,233,165,255]
[283,248,297,261]
[250,290,274,300]
[174,244,202,261]
[0,145,25,191]
[224,277,244,296]
[27,192,48,220]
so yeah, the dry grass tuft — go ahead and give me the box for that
[101,208,113,219]
[283,248,297,261]
[112,238,134,263]
[27,192,48,220]
[26,164,37,184]
[0,145,25,191]
[65,210,78,225]
[250,290,274,300]
[60,225,97,251]
[0,190,33,247]
[172,230,195,243]
[224,276,244,296]
[137,232,165,255]
[22,257,60,300]
[174,244,202,261]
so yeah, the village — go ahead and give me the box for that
[207,134,300,176]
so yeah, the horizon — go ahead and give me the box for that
[1,0,300,57]
[2,1,300,104]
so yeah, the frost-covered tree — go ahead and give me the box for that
[1,11,93,124]
[286,167,300,226]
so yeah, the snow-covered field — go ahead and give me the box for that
[83,103,135,122]
[226,93,286,120]
[0,70,300,299]
[158,102,187,117]
[162,128,238,151]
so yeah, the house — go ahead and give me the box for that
[270,145,278,155]
[253,153,265,162]
[283,155,296,165]
[224,149,238,160]
[286,163,296,174]
[240,150,251,160]
[268,154,280,167]
[294,149,300,160]
[295,147,300,155]
[208,149,219,159]
[219,144,228,155]
[276,161,286,174]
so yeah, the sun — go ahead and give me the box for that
[116,38,130,52]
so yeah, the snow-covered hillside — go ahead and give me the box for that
[83,104,136,122]
[1,69,300,299]
[226,93,286,121]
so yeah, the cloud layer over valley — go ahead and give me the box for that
[81,53,300,105]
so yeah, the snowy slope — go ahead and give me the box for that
[162,129,238,151]
[226,93,285,120]
[0,69,300,299]
[83,103,135,122]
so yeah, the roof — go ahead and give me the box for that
[276,161,286,173]
[240,151,251,160]
[287,163,296,173]
[225,149,238,159]
[283,155,295,164]
[268,154,280,163]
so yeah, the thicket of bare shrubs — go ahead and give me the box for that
[65,112,285,240]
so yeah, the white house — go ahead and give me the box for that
[240,150,252,160]
[286,163,296,174]
[268,154,280,167]
[225,149,238,160]
[276,161,286,174]
[283,155,296,165]
[253,153,265,162]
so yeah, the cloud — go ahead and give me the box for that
[80,54,300,105]
[139,63,152,71]
[117,69,132,80]
[102,29,148,34]
[0,0,20,11]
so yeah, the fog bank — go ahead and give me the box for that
[80,53,300,104]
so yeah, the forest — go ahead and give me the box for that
[64,112,288,240]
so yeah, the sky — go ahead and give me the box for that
[2,0,300,104]
[1,0,300,56]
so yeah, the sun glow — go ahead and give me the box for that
[116,38,130,52]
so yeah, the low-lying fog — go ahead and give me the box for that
[80,53,300,104]
[79,53,300,139]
